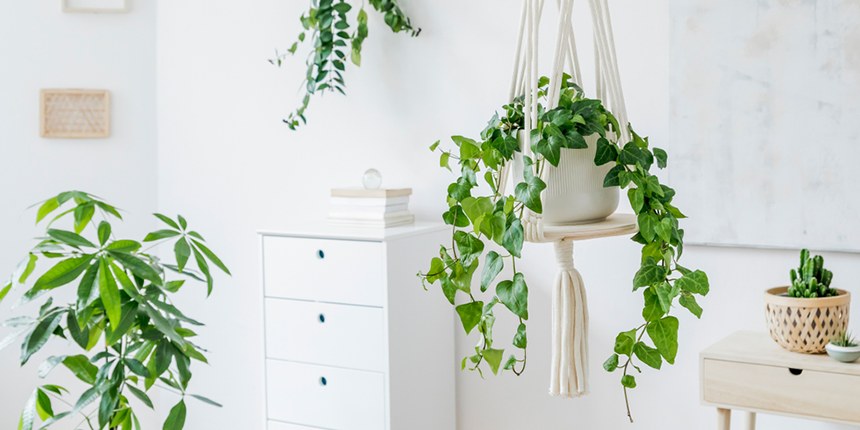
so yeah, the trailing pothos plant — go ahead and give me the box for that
[272,0,419,129]
[0,191,230,430]
[417,76,710,421]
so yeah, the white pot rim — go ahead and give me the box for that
[826,343,860,352]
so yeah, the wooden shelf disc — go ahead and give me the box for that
[540,213,638,242]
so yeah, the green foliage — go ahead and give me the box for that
[416,75,709,421]
[1,191,229,430]
[273,0,419,130]
[831,330,858,348]
[788,249,838,298]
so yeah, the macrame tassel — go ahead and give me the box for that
[549,239,590,398]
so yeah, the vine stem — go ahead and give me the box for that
[620,322,648,423]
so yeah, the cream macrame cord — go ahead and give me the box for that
[499,0,629,398]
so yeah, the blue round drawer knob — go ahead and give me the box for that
[318,314,325,323]
[320,377,327,386]
[317,250,325,259]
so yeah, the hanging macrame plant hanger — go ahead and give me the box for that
[498,0,639,398]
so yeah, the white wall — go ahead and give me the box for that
[0,1,158,428]
[147,0,855,429]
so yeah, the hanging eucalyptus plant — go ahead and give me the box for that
[0,191,230,430]
[272,0,419,129]
[418,76,709,421]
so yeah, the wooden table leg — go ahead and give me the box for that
[742,412,756,430]
[717,408,731,430]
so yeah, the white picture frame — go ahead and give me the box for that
[62,0,130,14]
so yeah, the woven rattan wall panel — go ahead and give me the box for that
[40,89,111,138]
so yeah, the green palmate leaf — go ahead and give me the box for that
[142,304,185,350]
[439,152,451,171]
[98,258,122,327]
[480,251,504,293]
[633,342,662,369]
[503,219,524,258]
[679,292,703,318]
[150,300,203,326]
[455,301,483,335]
[502,354,518,371]
[429,140,440,151]
[482,348,505,375]
[36,198,60,224]
[37,355,67,378]
[154,213,181,230]
[97,221,111,246]
[19,389,37,430]
[175,238,191,272]
[632,260,665,291]
[614,329,637,356]
[447,177,473,202]
[647,316,679,364]
[164,280,186,293]
[73,203,95,234]
[621,374,637,389]
[144,229,181,242]
[76,262,99,310]
[496,273,528,320]
[603,353,620,372]
[110,261,140,297]
[192,246,213,296]
[46,229,95,249]
[515,157,546,214]
[451,260,477,294]
[105,240,142,253]
[109,252,162,286]
[67,312,89,349]
[191,239,230,275]
[70,385,102,418]
[177,214,187,230]
[21,311,64,365]
[125,358,151,378]
[153,340,174,378]
[642,288,665,322]
[98,387,117,429]
[653,147,668,168]
[106,303,139,346]
[39,385,67,396]
[442,205,470,228]
[17,254,38,283]
[35,388,53,420]
[62,355,98,384]
[126,384,154,409]
[676,270,710,296]
[33,255,94,292]
[0,282,11,305]
[163,400,187,430]
[532,136,561,167]
[513,323,527,349]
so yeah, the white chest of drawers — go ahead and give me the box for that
[259,223,455,430]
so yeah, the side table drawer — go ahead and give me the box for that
[263,236,384,307]
[703,358,860,422]
[265,298,386,372]
[266,360,385,430]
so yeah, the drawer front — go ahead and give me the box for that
[263,236,384,307]
[265,298,386,372]
[266,360,385,430]
[703,359,860,422]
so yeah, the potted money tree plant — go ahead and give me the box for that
[0,191,230,430]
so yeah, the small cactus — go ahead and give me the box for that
[788,249,838,298]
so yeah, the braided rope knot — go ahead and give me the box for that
[554,239,575,271]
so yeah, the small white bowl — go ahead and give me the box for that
[825,343,860,363]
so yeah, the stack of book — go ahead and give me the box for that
[328,188,415,228]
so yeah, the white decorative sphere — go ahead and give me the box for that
[363,168,382,190]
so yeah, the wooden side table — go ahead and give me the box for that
[700,331,860,429]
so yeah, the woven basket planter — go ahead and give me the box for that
[764,286,851,354]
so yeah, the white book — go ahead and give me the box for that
[327,210,413,221]
[329,196,410,207]
[329,203,408,214]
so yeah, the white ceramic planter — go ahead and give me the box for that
[825,343,860,363]
[513,130,619,225]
